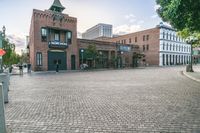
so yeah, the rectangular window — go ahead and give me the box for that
[129,38,132,43]
[66,31,72,44]
[54,33,60,41]
[143,45,145,51]
[36,52,42,66]
[146,35,149,41]
[124,39,126,44]
[41,28,47,42]
[147,44,149,51]
[163,32,165,39]
[143,35,145,41]
[135,37,137,42]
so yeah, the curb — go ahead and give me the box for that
[182,71,200,83]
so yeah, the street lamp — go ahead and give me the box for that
[121,51,124,68]
[2,26,6,38]
[0,26,6,73]
[186,36,198,72]
[81,49,84,65]
[99,51,102,68]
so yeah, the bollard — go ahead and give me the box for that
[0,83,7,133]
[4,72,10,90]
[0,73,9,103]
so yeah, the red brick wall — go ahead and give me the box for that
[29,9,79,71]
[107,28,160,66]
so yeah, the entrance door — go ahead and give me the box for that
[71,55,76,70]
[132,57,138,67]
[48,51,67,71]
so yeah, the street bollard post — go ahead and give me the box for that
[0,83,7,133]
[0,73,8,103]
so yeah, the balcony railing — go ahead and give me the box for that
[48,41,68,49]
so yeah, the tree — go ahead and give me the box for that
[156,0,200,32]
[156,0,200,46]
[85,44,98,68]
[156,0,200,72]
[2,38,20,68]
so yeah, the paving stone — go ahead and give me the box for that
[5,66,200,132]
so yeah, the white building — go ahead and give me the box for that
[158,24,191,66]
[82,23,113,40]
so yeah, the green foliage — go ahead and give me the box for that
[85,44,98,59]
[178,29,200,47]
[156,0,200,32]
[2,38,20,67]
[156,0,200,47]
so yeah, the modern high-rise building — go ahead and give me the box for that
[28,0,79,71]
[82,23,113,40]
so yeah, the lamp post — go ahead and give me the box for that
[99,51,102,68]
[186,36,198,72]
[0,26,6,73]
[81,49,84,65]
[121,51,124,68]
[2,26,6,39]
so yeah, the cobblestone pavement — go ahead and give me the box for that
[5,66,200,133]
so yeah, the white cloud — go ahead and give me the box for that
[125,14,135,19]
[151,14,158,19]
[7,34,25,54]
[137,20,144,24]
[114,24,141,35]
[77,31,82,38]
[125,14,136,23]
[154,5,160,11]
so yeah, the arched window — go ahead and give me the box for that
[166,33,168,40]
[163,43,165,50]
[166,43,168,50]
[163,32,165,39]
[163,54,165,66]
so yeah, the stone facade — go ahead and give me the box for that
[29,1,79,71]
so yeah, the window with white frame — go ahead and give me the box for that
[36,52,42,66]
[54,33,60,41]
[41,28,47,42]
[66,31,72,44]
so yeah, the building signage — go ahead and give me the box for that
[48,41,68,49]
[119,46,131,52]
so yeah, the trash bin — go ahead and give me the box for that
[0,83,7,133]
[0,73,9,103]
[4,71,10,86]
[186,64,191,72]
[27,64,31,73]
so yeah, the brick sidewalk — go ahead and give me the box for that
[5,67,200,133]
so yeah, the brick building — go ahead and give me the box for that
[78,39,141,68]
[29,0,79,71]
[107,23,191,66]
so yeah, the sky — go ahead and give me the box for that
[0,0,162,54]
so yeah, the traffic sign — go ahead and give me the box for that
[0,49,6,56]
